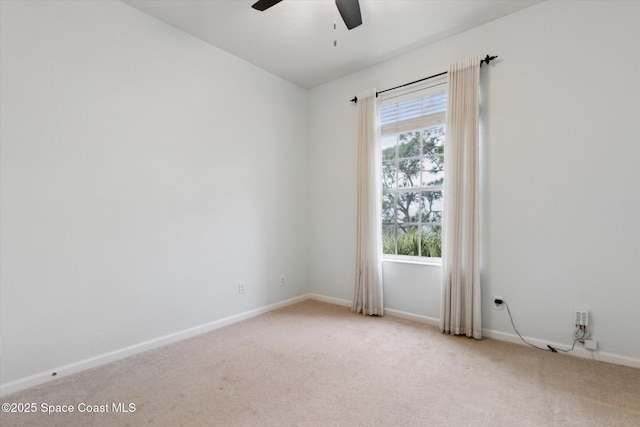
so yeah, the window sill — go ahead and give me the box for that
[382,256,442,267]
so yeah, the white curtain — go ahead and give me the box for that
[352,88,384,316]
[440,56,481,338]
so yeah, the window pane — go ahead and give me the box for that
[381,135,397,161]
[397,225,419,256]
[398,132,421,158]
[422,126,445,156]
[420,191,443,224]
[396,192,419,224]
[397,159,421,188]
[421,224,442,258]
[382,223,396,255]
[421,169,444,187]
[382,161,397,189]
[421,154,444,175]
[382,193,395,222]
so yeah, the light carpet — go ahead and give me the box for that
[1,299,639,426]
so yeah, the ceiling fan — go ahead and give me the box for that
[251,0,363,30]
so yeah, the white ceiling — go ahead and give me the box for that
[121,0,542,89]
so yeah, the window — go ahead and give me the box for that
[380,83,446,260]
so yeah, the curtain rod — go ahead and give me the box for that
[349,55,497,103]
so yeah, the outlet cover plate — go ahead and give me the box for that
[574,309,589,326]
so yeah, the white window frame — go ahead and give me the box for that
[380,79,447,264]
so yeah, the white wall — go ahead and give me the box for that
[0,0,309,386]
[309,1,640,360]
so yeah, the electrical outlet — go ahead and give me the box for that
[280,274,285,286]
[238,282,245,295]
[574,309,589,326]
[492,296,503,310]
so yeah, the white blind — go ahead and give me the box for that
[380,86,447,136]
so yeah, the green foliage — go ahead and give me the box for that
[421,225,442,258]
[383,226,442,258]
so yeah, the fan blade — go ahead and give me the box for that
[251,0,283,12]
[335,0,362,30]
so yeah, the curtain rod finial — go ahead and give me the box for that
[481,55,498,67]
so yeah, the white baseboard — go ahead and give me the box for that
[384,308,440,327]
[307,293,439,326]
[482,328,640,369]
[307,293,351,307]
[0,294,308,397]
